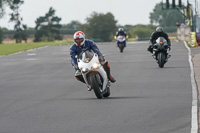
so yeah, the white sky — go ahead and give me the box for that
[0,0,191,29]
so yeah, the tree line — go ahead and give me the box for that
[0,0,184,44]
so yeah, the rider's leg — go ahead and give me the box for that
[102,61,116,83]
[147,44,153,53]
[75,70,85,83]
[75,70,93,91]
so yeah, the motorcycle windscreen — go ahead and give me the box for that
[156,37,167,45]
[117,36,126,42]
[79,51,94,63]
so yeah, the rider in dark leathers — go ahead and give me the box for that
[116,28,127,47]
[70,31,116,90]
[147,27,171,53]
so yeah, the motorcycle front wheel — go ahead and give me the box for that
[118,43,124,53]
[103,87,110,97]
[157,52,166,68]
[88,73,103,99]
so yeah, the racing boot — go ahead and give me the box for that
[75,70,85,83]
[108,74,116,83]
[87,85,92,91]
[103,62,116,83]
[147,45,153,53]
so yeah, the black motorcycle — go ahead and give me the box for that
[152,37,171,68]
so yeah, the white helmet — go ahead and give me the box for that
[73,31,85,47]
[156,27,163,33]
[118,28,124,32]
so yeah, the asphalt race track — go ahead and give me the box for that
[0,41,193,133]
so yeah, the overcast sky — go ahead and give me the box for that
[0,0,191,29]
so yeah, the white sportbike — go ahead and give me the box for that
[77,50,111,99]
[116,35,126,53]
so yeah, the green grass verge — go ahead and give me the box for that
[0,40,74,55]
[169,36,177,40]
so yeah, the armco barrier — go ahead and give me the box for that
[187,32,198,47]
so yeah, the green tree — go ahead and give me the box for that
[149,2,184,32]
[9,0,27,43]
[34,7,62,42]
[0,0,12,18]
[0,0,12,44]
[61,20,82,34]
[128,24,156,40]
[62,20,82,30]
[82,12,117,42]
[123,25,133,34]
[0,27,3,43]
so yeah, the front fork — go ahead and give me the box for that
[81,72,91,90]
[153,48,170,60]
[82,66,108,92]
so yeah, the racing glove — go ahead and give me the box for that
[99,55,105,63]
[73,64,79,70]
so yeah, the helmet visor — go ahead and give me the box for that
[75,38,84,43]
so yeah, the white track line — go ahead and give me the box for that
[184,41,198,133]
[27,53,37,56]
[26,58,37,61]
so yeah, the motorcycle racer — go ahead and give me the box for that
[115,28,127,47]
[70,31,116,90]
[147,27,171,53]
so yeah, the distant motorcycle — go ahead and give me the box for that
[152,37,171,68]
[77,50,111,99]
[116,35,126,53]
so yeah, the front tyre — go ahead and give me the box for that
[88,74,103,99]
[157,52,165,68]
[118,43,124,53]
[103,87,110,98]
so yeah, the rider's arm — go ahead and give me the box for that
[150,32,155,44]
[150,32,158,44]
[70,45,78,66]
[90,41,103,56]
[124,32,127,37]
[164,33,171,46]
[116,32,119,37]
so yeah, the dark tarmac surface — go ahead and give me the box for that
[0,41,195,133]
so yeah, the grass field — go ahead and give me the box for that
[0,36,177,56]
[0,40,73,55]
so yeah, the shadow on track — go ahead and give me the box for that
[146,66,189,69]
[69,96,151,101]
